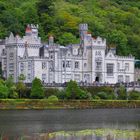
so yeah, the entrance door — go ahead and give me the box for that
[95,76,99,82]
[95,73,102,83]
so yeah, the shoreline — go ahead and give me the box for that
[0,99,140,110]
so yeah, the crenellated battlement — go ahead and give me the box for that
[79,23,88,32]
[30,24,38,29]
[116,55,135,60]
[92,36,106,47]
[5,24,41,45]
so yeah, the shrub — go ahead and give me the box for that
[9,91,18,99]
[66,80,88,99]
[57,89,66,99]
[47,95,59,102]
[0,85,8,98]
[92,95,100,100]
[30,78,44,99]
[96,91,116,100]
[97,92,108,99]
[8,85,18,99]
[16,81,27,98]
[83,86,114,97]
[117,86,127,100]
[44,88,59,98]
[128,90,140,100]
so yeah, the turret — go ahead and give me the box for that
[25,25,32,36]
[25,24,38,38]
[49,35,54,46]
[79,23,88,39]
[31,24,38,38]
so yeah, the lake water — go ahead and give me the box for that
[0,109,139,139]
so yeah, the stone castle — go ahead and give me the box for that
[1,24,135,84]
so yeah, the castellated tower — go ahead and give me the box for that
[25,24,39,38]
[79,23,88,39]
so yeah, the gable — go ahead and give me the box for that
[106,51,115,59]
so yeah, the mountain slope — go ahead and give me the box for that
[0,0,140,58]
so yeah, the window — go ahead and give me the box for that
[125,63,129,71]
[74,74,80,82]
[20,63,24,71]
[50,53,53,59]
[9,52,14,60]
[62,61,65,68]
[42,74,46,81]
[96,61,102,70]
[84,63,87,68]
[75,61,79,68]
[125,76,130,83]
[9,63,14,69]
[28,61,31,70]
[28,74,31,80]
[42,62,46,69]
[107,63,114,76]
[84,74,90,82]
[95,51,101,56]
[66,61,71,68]
[49,61,54,71]
[117,63,120,70]
[118,75,123,82]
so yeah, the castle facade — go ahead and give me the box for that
[1,24,135,84]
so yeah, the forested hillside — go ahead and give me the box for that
[0,0,140,58]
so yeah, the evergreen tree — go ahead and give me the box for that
[5,76,18,98]
[0,79,8,99]
[30,77,44,99]
[117,86,127,100]
[66,80,88,99]
[37,0,55,16]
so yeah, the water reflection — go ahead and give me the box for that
[38,129,140,140]
[1,129,139,140]
[0,109,139,139]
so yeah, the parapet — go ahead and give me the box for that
[92,36,106,47]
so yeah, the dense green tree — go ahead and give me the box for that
[5,76,14,89]
[5,76,18,98]
[30,77,44,99]
[58,32,78,46]
[1,0,140,59]
[66,80,88,99]
[117,86,127,100]
[128,90,140,100]
[97,91,115,100]
[107,30,128,55]
[37,0,55,16]
[0,79,8,98]
[18,74,26,81]
[16,81,27,98]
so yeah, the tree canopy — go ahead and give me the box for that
[30,77,44,99]
[1,0,140,58]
